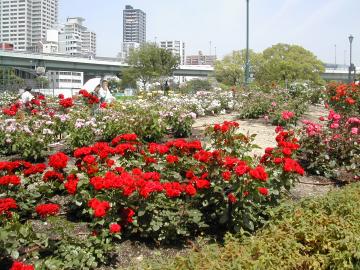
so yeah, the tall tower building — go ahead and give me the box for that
[0,0,58,51]
[123,5,146,44]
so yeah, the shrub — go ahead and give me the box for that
[144,183,360,270]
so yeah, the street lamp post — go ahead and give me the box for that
[348,35,354,83]
[244,0,250,86]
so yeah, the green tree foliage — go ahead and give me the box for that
[35,76,49,88]
[123,43,180,90]
[0,68,25,90]
[256,43,325,86]
[214,49,262,86]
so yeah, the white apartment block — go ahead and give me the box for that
[0,0,58,51]
[120,41,140,62]
[159,40,185,65]
[47,70,83,89]
[58,17,96,57]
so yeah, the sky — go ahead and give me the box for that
[59,0,360,65]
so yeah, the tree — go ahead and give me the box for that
[123,43,180,90]
[0,68,25,91]
[35,76,49,88]
[256,43,325,86]
[214,49,262,87]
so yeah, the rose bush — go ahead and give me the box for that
[0,121,304,270]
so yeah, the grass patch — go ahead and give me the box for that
[141,184,360,270]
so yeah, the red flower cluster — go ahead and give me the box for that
[166,155,179,163]
[59,97,74,108]
[0,175,21,186]
[10,261,34,270]
[23,163,47,176]
[2,103,20,116]
[35,203,60,217]
[281,111,295,120]
[88,198,110,218]
[0,198,18,215]
[112,133,138,145]
[0,161,23,172]
[79,89,100,104]
[121,208,135,224]
[48,152,69,170]
[214,121,239,133]
[249,165,268,181]
[64,174,79,194]
[43,170,64,182]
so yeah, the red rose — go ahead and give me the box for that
[166,155,179,163]
[0,198,18,215]
[249,165,268,181]
[184,184,197,196]
[10,261,35,270]
[195,179,210,189]
[222,171,232,181]
[235,164,249,176]
[48,152,69,170]
[0,175,21,186]
[258,187,269,196]
[227,193,237,203]
[64,175,79,194]
[282,147,292,156]
[35,203,60,217]
[109,223,121,234]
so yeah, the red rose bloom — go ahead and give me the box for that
[58,94,64,99]
[64,174,79,194]
[258,187,269,196]
[0,175,21,186]
[184,184,197,196]
[222,171,232,181]
[235,164,250,176]
[88,198,110,218]
[43,170,64,182]
[166,155,179,163]
[282,147,292,156]
[227,193,237,203]
[109,223,121,234]
[10,261,35,270]
[249,165,268,181]
[59,97,74,108]
[35,203,60,217]
[121,208,135,223]
[0,198,18,215]
[195,179,210,189]
[48,152,69,170]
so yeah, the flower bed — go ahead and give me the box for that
[298,83,359,180]
[0,90,237,161]
[0,121,304,269]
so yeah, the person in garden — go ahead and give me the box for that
[19,87,34,105]
[99,80,115,103]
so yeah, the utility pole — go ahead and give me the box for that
[244,0,250,86]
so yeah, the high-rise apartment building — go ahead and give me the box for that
[159,40,185,65]
[123,5,146,44]
[0,0,58,51]
[58,17,96,57]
